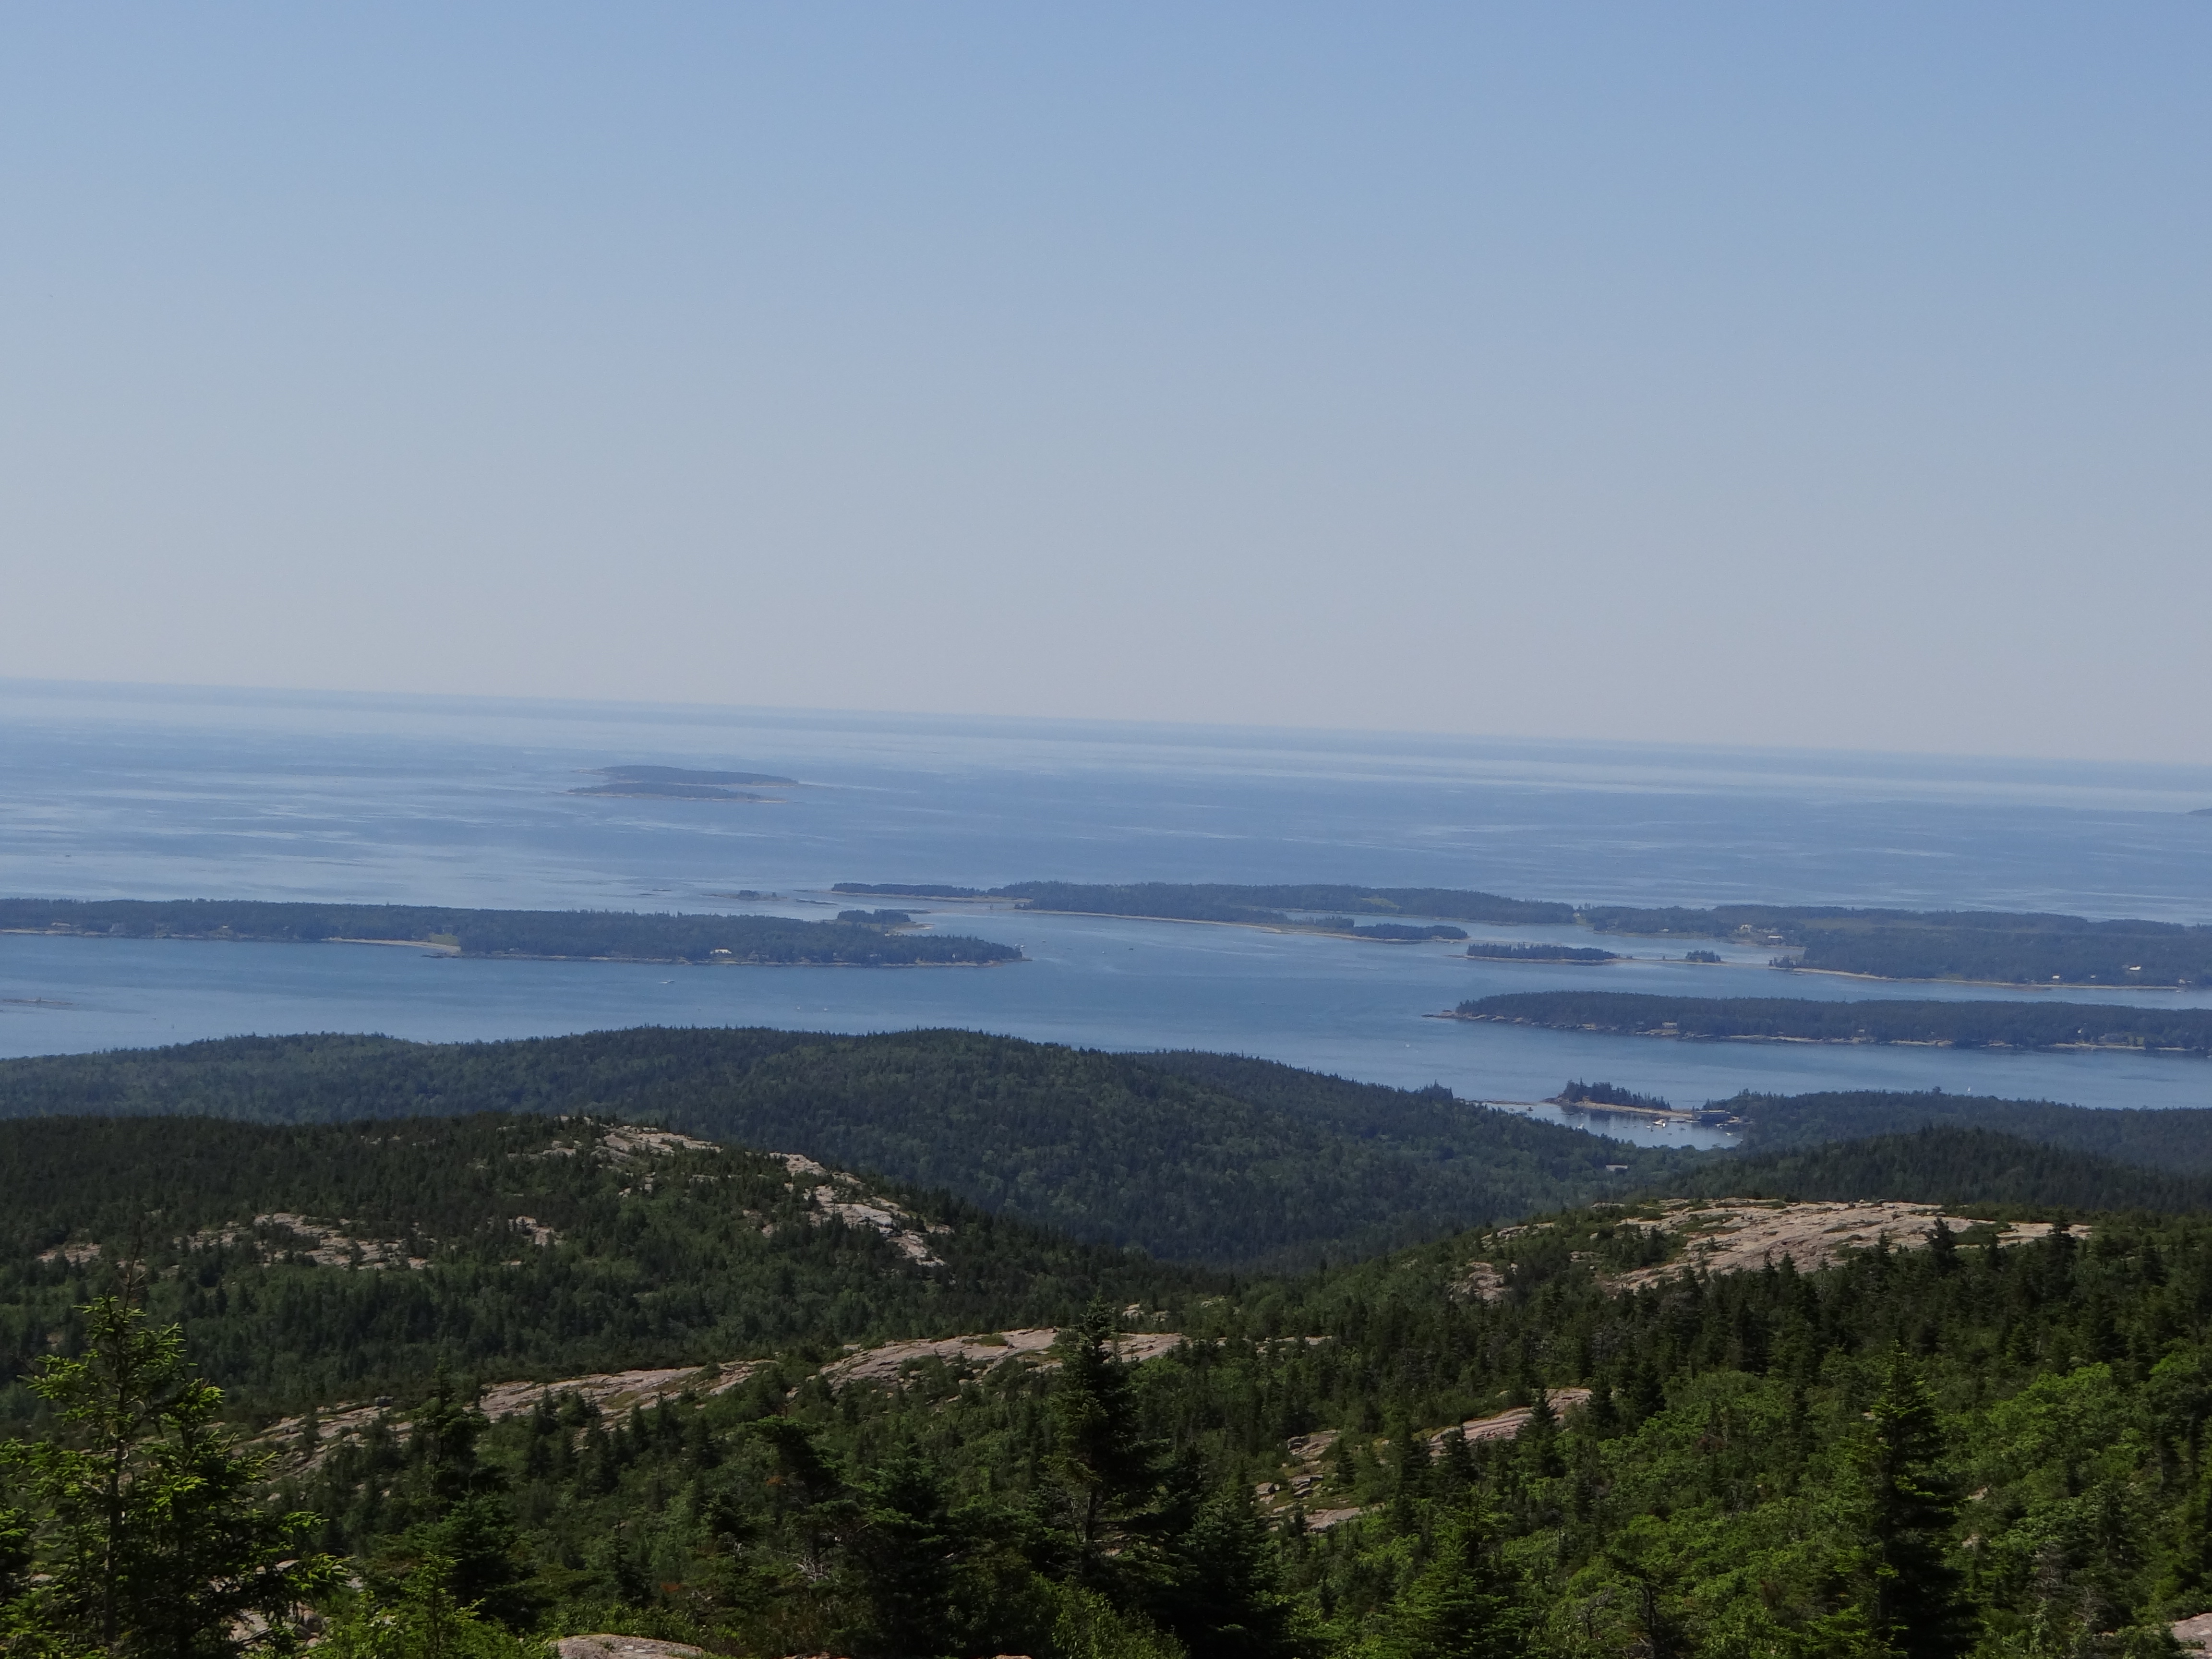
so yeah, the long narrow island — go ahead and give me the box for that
[1451,990,2212,1056]
[834,879,1567,928]
[838,878,2212,985]
[0,899,1022,966]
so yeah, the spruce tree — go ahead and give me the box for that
[1373,1500,1530,1659]
[1149,1486,1297,1659]
[1859,1348,1976,1659]
[0,1295,330,1658]
[1051,1301,1160,1561]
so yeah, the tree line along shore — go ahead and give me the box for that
[0,898,1022,966]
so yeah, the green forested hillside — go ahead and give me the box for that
[1131,1051,1654,1178]
[0,1030,1692,1270]
[0,1113,1211,1419]
[1677,1124,2212,1211]
[227,1173,2212,1653]
[0,898,1018,964]
[1732,1086,2212,1174]
[12,1100,2212,1655]
[12,1032,2212,1268]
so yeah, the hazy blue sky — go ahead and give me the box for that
[3,5,2205,761]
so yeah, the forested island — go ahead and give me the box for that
[1453,988,2212,1055]
[835,879,1574,927]
[1317,916,1468,941]
[1465,941,1621,962]
[841,878,2212,983]
[12,1043,2212,1654]
[0,899,1019,966]
[1554,1078,1673,1111]
[1579,900,2212,985]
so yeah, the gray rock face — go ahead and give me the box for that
[554,1638,710,1659]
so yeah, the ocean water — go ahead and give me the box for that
[3,679,2211,1145]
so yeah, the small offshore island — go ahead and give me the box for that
[1549,1078,1740,1127]
[1452,990,2212,1057]
[568,764,798,801]
[1465,941,1622,963]
[0,899,1020,966]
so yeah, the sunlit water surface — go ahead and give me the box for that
[5,681,2211,1148]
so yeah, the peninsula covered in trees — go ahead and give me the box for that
[0,899,1020,966]
[1453,989,2212,1055]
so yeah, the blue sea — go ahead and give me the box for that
[4,679,2211,1146]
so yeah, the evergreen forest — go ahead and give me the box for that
[0,1032,1696,1271]
[8,1082,2212,1657]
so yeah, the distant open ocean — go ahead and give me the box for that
[4,679,2210,1145]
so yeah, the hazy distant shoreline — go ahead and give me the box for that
[0,929,1010,968]
[842,880,2212,988]
[1446,989,2212,1058]
[0,900,1021,969]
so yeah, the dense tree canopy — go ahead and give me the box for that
[0,1033,1692,1271]
[5,1082,2212,1653]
